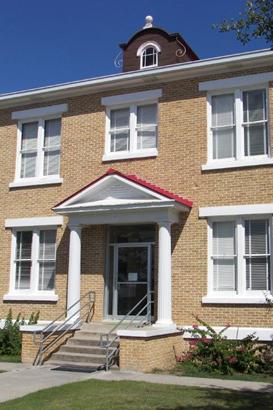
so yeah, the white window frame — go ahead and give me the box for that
[137,41,161,70]
[10,104,67,188]
[203,85,272,171]
[204,215,273,304]
[4,217,62,301]
[102,90,161,161]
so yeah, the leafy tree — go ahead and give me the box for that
[214,0,273,44]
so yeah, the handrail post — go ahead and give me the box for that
[33,290,95,366]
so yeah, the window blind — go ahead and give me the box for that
[212,221,236,291]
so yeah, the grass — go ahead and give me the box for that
[0,379,273,410]
[0,355,21,363]
[158,361,273,384]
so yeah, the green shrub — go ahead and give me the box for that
[0,309,40,356]
[181,316,273,375]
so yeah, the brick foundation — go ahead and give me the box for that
[21,330,75,364]
[119,331,188,372]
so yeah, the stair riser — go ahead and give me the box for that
[51,353,106,364]
[68,338,119,348]
[61,346,115,355]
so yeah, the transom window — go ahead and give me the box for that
[210,218,271,294]
[13,229,57,292]
[108,103,157,154]
[18,117,61,180]
[209,88,268,161]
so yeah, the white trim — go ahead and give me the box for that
[199,204,273,218]
[117,327,179,338]
[202,295,271,304]
[199,72,273,91]
[202,157,273,171]
[204,86,270,168]
[9,176,63,188]
[5,216,63,228]
[101,89,162,106]
[136,41,161,57]
[3,293,58,302]
[182,325,273,341]
[11,104,68,120]
[102,149,158,162]
[0,49,272,108]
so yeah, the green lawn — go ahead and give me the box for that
[0,355,21,363]
[159,362,273,384]
[0,380,273,410]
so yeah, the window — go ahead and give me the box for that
[102,89,161,160]
[205,87,270,168]
[107,103,157,157]
[11,104,67,187]
[19,118,61,180]
[137,42,161,70]
[12,228,57,293]
[209,217,271,297]
[141,47,158,68]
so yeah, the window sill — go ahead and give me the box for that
[202,295,272,305]
[102,149,158,162]
[9,177,63,188]
[202,157,273,171]
[3,293,58,302]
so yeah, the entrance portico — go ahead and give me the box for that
[53,168,192,327]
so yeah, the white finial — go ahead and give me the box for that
[143,15,153,29]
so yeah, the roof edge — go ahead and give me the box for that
[0,48,272,108]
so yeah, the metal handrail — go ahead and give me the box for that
[33,290,95,366]
[100,290,154,371]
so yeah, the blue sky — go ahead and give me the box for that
[0,0,268,94]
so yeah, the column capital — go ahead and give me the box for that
[68,223,82,231]
[157,221,172,228]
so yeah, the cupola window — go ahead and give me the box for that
[137,41,161,70]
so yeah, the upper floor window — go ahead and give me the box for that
[137,42,161,70]
[210,88,268,162]
[109,103,157,153]
[10,104,67,188]
[141,47,158,68]
[102,89,161,161]
[20,118,61,179]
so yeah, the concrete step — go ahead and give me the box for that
[51,351,107,364]
[48,360,106,370]
[68,335,119,348]
[48,360,118,371]
[60,345,116,355]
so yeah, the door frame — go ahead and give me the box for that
[104,241,154,320]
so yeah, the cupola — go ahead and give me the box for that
[119,16,199,72]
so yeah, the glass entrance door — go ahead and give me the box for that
[107,243,153,318]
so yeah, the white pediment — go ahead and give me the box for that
[59,174,166,209]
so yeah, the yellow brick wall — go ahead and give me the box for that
[1,65,273,328]
[21,330,75,364]
[119,333,187,372]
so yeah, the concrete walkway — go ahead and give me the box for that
[0,362,272,404]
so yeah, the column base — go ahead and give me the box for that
[153,321,177,330]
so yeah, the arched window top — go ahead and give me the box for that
[137,41,161,69]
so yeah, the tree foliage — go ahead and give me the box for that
[214,0,273,44]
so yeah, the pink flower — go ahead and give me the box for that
[192,324,198,329]
[228,356,237,364]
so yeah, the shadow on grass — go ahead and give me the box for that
[156,385,273,410]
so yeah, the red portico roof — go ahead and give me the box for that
[54,168,193,208]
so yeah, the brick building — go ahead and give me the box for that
[1,16,273,369]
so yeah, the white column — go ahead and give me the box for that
[155,221,175,328]
[67,224,82,321]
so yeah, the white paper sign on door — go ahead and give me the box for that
[128,272,138,281]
